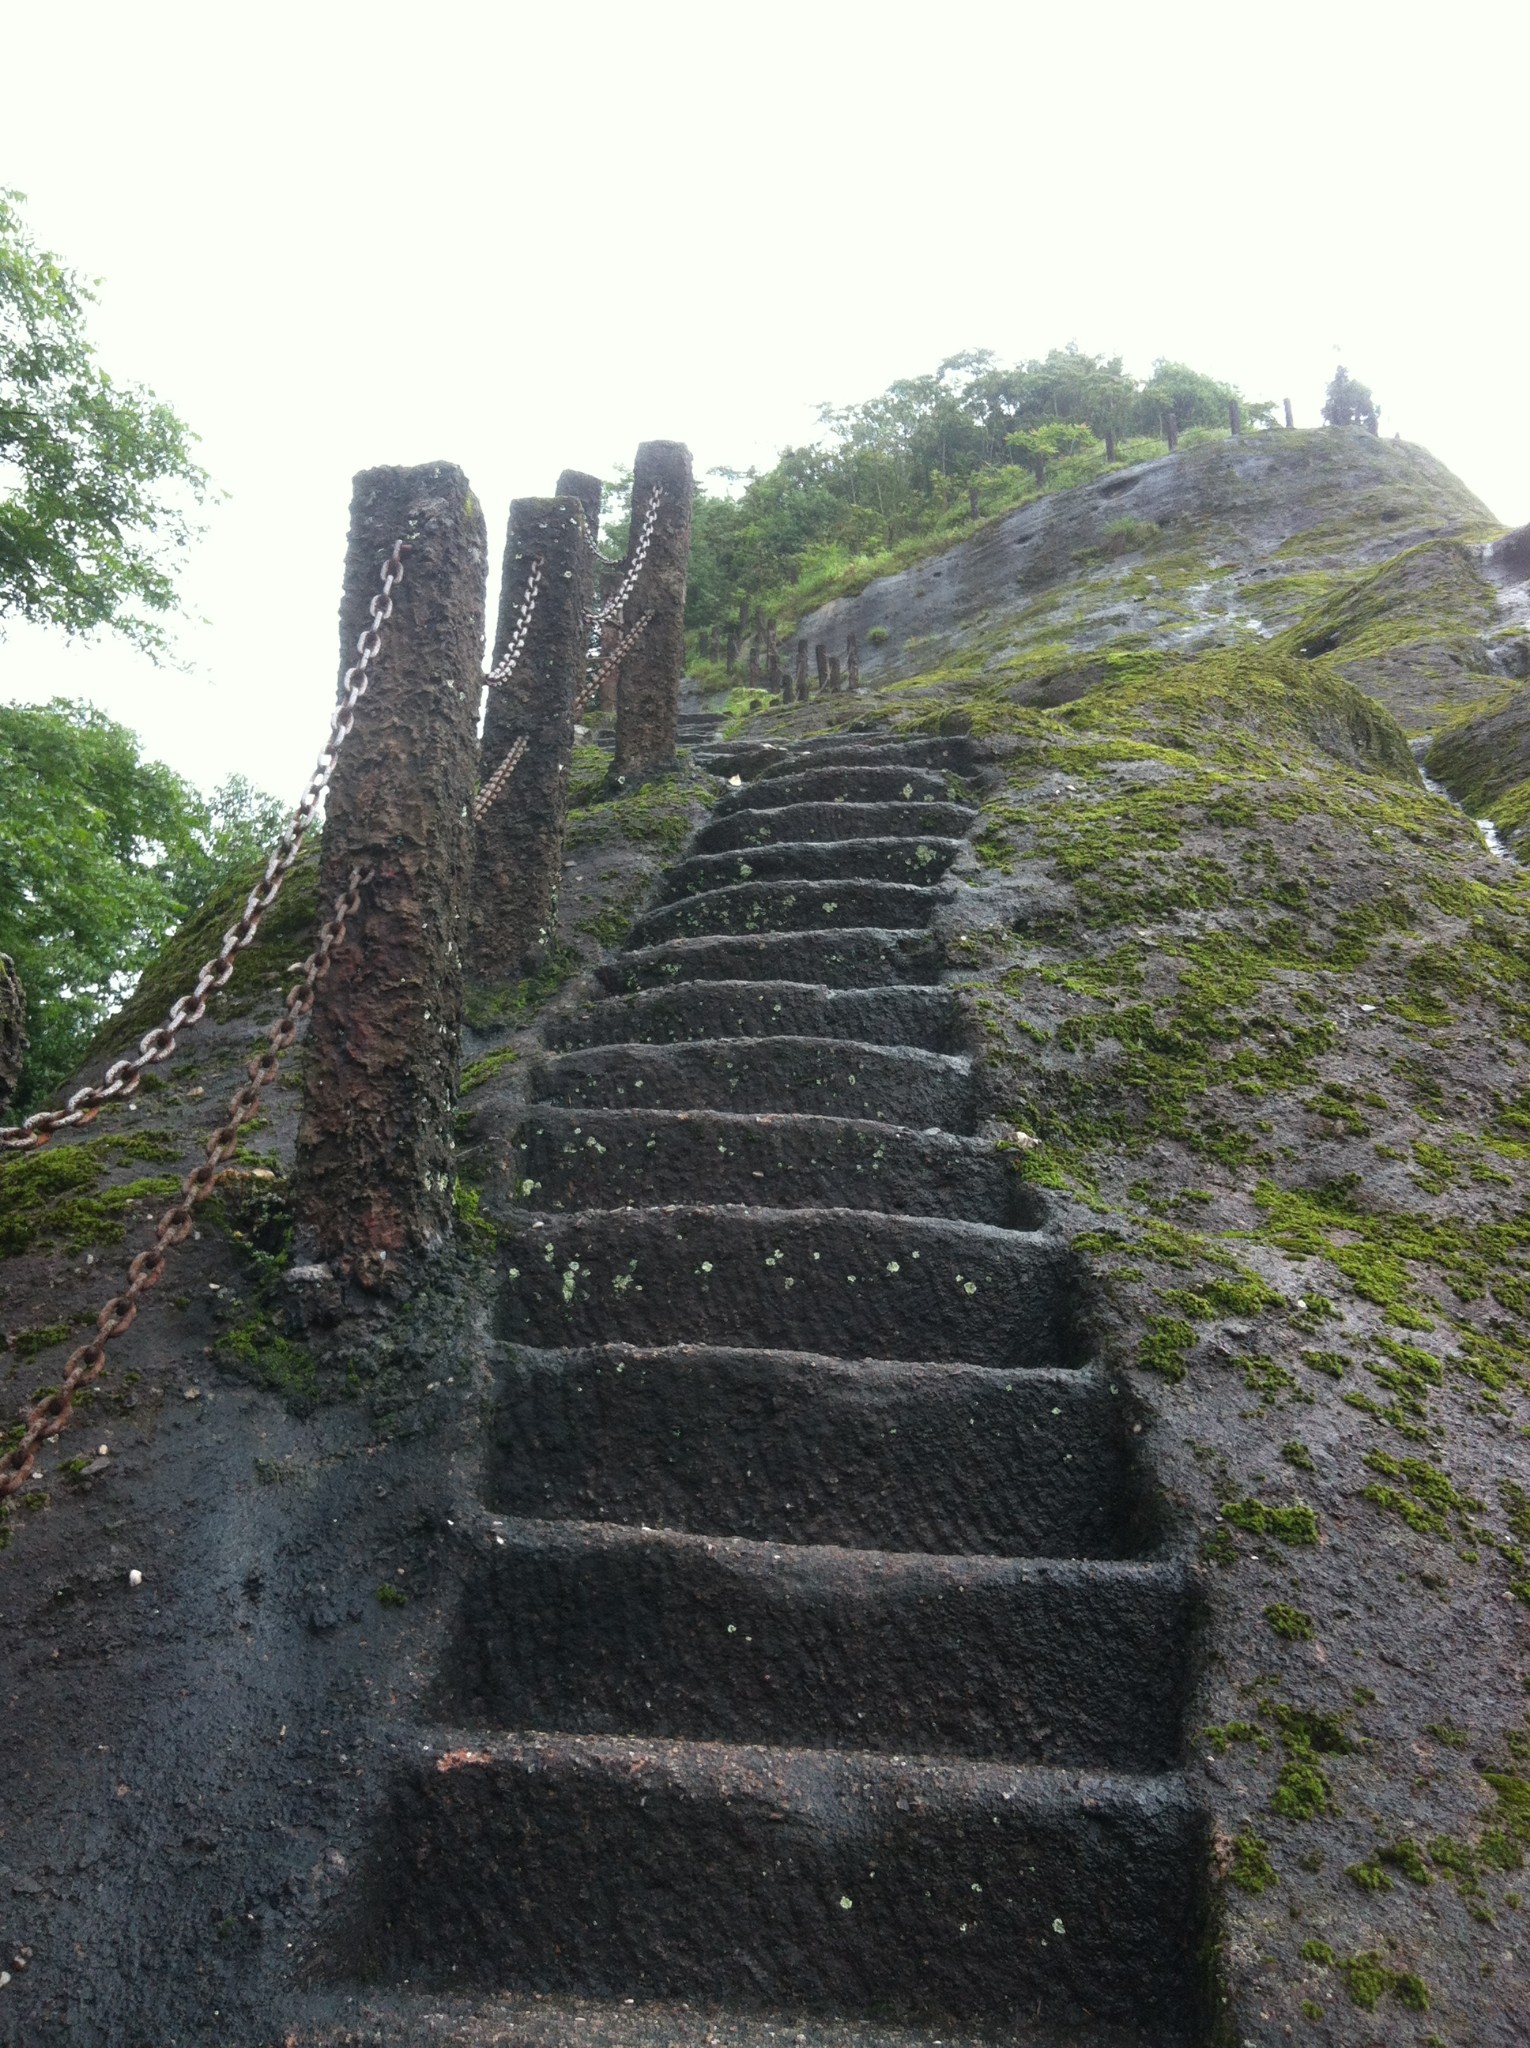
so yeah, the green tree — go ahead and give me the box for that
[1,189,209,655]
[1005,421,1096,485]
[1322,365,1379,434]
[0,699,282,1109]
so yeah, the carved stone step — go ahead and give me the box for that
[661,836,966,898]
[691,798,976,855]
[487,1345,1149,1556]
[516,1108,1030,1224]
[597,928,944,993]
[546,982,961,1055]
[713,764,952,812]
[321,1732,1209,2039]
[530,1037,974,1130]
[499,1206,1080,1370]
[628,879,944,948]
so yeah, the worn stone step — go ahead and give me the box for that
[755,737,979,778]
[499,1207,1080,1369]
[436,1515,1191,1770]
[597,928,944,993]
[546,982,962,1054]
[661,837,966,899]
[692,799,977,855]
[321,1731,1209,2037]
[516,1109,1033,1225]
[488,1346,1149,1558]
[629,879,943,948]
[714,764,953,812]
[529,1038,975,1131]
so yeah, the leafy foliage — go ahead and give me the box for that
[1322,364,1380,435]
[0,698,284,1107]
[0,189,209,652]
[683,346,1261,630]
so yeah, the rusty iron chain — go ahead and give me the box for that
[0,868,372,1505]
[484,557,543,686]
[1,545,409,1153]
[472,736,529,823]
[576,609,653,716]
[588,488,662,627]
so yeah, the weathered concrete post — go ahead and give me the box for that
[968,482,980,519]
[747,639,761,689]
[294,463,486,1279]
[1104,429,1117,463]
[1166,412,1179,451]
[846,632,860,690]
[766,618,781,695]
[815,642,829,692]
[0,955,26,1114]
[725,628,738,676]
[614,440,693,781]
[795,639,810,700]
[828,653,843,693]
[467,493,591,982]
[1283,397,1295,430]
[1229,399,1241,437]
[555,468,603,544]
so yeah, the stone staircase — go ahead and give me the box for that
[319,735,1210,2046]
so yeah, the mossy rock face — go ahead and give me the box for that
[1428,684,1530,855]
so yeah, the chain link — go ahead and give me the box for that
[577,609,653,716]
[484,557,543,686]
[1,545,409,1153]
[472,736,529,823]
[588,488,663,627]
[0,868,371,1504]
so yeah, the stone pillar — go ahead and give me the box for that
[1283,397,1294,430]
[555,469,603,546]
[0,955,26,1114]
[815,642,829,692]
[968,482,980,518]
[828,654,843,693]
[846,632,860,690]
[294,462,486,1278]
[1229,399,1241,437]
[614,440,693,781]
[1104,429,1117,462]
[795,639,809,699]
[709,626,720,662]
[726,628,738,676]
[747,640,761,689]
[765,618,780,695]
[467,493,590,983]
[1166,412,1179,451]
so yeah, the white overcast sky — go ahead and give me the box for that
[4,0,1528,801]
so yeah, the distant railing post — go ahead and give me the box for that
[815,642,829,692]
[555,468,603,543]
[294,462,486,1280]
[467,493,590,983]
[725,628,738,675]
[828,653,843,693]
[1283,397,1294,430]
[795,639,809,699]
[614,439,693,781]
[766,618,781,696]
[1229,399,1241,437]
[747,639,761,689]
[1165,412,1179,451]
[846,632,860,690]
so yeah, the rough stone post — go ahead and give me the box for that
[828,653,843,693]
[1283,397,1294,430]
[1166,412,1179,451]
[555,468,603,545]
[795,639,809,699]
[1229,399,1241,437]
[0,954,26,1114]
[737,597,749,635]
[765,618,780,695]
[1104,429,1117,462]
[846,632,860,690]
[294,462,486,1278]
[709,626,721,661]
[726,629,738,676]
[747,639,761,689]
[467,493,591,983]
[614,440,693,781]
[815,642,829,692]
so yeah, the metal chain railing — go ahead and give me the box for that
[577,608,653,716]
[1,544,409,1153]
[484,557,543,686]
[0,867,371,1503]
[588,488,662,626]
[473,736,529,823]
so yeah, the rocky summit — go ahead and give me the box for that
[2,426,1529,2048]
